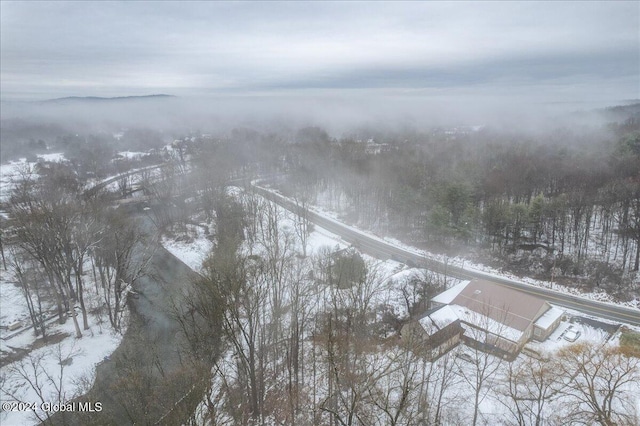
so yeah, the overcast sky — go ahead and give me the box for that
[1,1,638,105]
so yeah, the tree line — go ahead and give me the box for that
[2,160,151,338]
[274,118,640,300]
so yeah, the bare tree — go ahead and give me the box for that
[93,210,152,332]
[0,217,8,271]
[292,192,313,258]
[142,161,189,230]
[283,259,316,422]
[7,163,89,337]
[496,354,562,426]
[429,351,461,425]
[366,348,424,426]
[556,342,640,426]
[457,305,512,426]
[9,249,50,339]
[179,197,274,425]
[398,328,461,425]
[1,343,82,425]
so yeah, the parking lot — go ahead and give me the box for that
[525,314,619,356]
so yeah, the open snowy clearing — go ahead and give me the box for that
[0,154,67,202]
[1,312,123,426]
[161,224,214,272]
[0,323,121,425]
[0,254,126,426]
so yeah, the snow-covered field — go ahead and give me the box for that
[0,279,29,333]
[0,154,66,202]
[0,255,125,426]
[161,224,214,272]
[0,320,122,425]
[115,151,148,160]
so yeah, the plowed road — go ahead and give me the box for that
[252,184,640,327]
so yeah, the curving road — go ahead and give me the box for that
[251,184,640,327]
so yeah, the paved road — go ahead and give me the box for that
[85,163,168,196]
[251,184,640,327]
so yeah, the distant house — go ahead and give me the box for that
[364,140,391,155]
[421,279,564,359]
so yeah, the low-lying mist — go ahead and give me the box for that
[2,92,635,140]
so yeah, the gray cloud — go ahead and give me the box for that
[1,1,638,104]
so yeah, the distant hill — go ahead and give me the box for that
[601,102,640,115]
[41,94,176,104]
[599,102,640,123]
[564,101,640,124]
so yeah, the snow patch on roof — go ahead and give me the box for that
[418,306,459,335]
[534,305,565,330]
[431,280,470,305]
[454,305,524,342]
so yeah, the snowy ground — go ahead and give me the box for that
[227,186,635,332]
[162,186,353,275]
[35,153,65,163]
[86,163,165,193]
[115,151,148,161]
[0,278,31,333]
[311,181,640,282]
[526,315,613,356]
[162,188,448,324]
[0,256,125,426]
[161,224,214,272]
[0,152,165,201]
[0,154,177,425]
[0,320,122,425]
[0,153,66,202]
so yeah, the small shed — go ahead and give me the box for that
[533,305,564,341]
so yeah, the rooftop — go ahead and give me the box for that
[431,280,470,305]
[455,305,525,342]
[534,305,564,329]
[446,279,549,332]
[418,305,459,334]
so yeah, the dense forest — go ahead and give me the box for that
[265,113,640,301]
